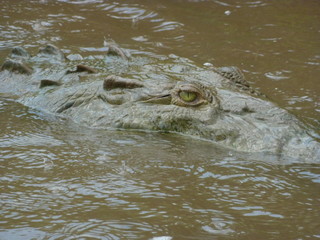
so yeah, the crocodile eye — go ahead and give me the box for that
[171,83,211,107]
[179,91,197,102]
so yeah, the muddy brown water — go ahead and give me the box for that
[1,0,320,239]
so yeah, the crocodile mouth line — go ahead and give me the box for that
[142,94,172,105]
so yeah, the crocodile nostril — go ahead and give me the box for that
[103,75,144,90]
[0,59,33,75]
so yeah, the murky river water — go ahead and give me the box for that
[1,0,320,239]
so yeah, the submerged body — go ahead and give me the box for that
[0,44,319,162]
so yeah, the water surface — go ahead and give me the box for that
[1,1,320,239]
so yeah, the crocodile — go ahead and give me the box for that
[0,44,319,162]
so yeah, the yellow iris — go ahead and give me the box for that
[179,91,197,102]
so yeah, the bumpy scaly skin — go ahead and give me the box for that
[0,44,319,162]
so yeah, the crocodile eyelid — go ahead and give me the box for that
[103,75,144,90]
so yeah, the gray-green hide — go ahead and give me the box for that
[1,45,319,162]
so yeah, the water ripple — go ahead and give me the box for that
[264,70,290,80]
[57,0,103,4]
[153,21,184,32]
[107,6,157,21]
[0,133,64,147]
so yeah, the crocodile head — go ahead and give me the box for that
[1,44,319,162]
